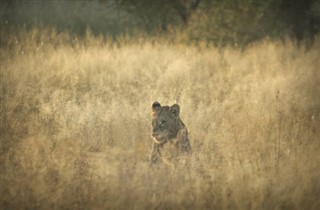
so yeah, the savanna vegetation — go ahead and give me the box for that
[1,1,320,209]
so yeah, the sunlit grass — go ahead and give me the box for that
[1,28,320,209]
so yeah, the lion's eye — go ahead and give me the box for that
[160,120,166,126]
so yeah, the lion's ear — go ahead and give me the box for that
[152,101,161,112]
[170,104,180,117]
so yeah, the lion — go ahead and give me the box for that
[149,101,192,166]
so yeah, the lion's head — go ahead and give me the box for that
[151,101,182,144]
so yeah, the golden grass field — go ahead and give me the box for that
[1,28,320,209]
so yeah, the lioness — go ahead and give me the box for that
[149,101,192,166]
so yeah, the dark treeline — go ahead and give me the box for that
[113,0,320,46]
[1,0,320,46]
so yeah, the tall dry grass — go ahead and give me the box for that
[1,28,320,209]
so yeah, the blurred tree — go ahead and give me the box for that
[185,0,319,46]
[113,0,200,31]
[1,0,16,20]
[3,0,319,46]
[186,0,279,46]
[279,0,319,42]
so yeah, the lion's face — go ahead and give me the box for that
[151,102,180,143]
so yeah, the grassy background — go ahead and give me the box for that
[1,28,320,209]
